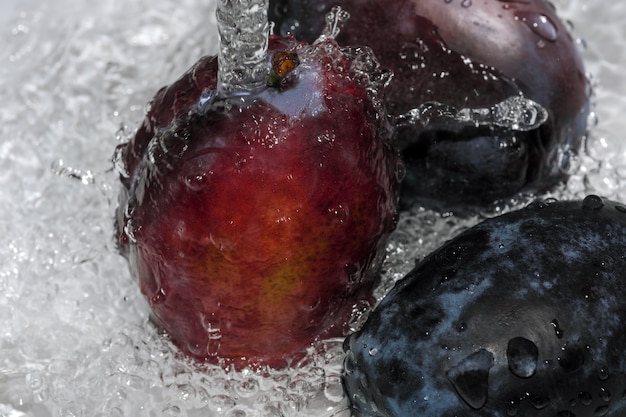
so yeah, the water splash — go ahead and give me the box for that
[396,95,548,132]
[316,6,351,42]
[2,0,626,416]
[216,0,269,95]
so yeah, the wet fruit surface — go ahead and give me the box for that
[114,36,400,369]
[270,0,590,208]
[343,196,626,416]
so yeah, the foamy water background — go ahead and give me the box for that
[0,1,623,416]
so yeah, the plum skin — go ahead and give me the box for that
[270,0,590,208]
[343,196,626,417]
[114,36,400,369]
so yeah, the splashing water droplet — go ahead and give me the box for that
[206,324,222,357]
[348,300,372,332]
[51,159,95,185]
[515,11,558,42]
[317,6,350,42]
[447,349,494,410]
[112,146,130,179]
[397,95,547,132]
[506,337,538,378]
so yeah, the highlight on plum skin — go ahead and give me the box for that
[113,34,401,370]
[270,0,591,209]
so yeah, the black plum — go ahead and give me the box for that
[270,0,590,208]
[343,195,626,416]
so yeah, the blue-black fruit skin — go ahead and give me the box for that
[344,196,626,417]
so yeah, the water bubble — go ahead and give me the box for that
[582,195,604,210]
[235,378,260,398]
[446,349,494,410]
[323,374,345,403]
[506,337,538,378]
[162,405,182,417]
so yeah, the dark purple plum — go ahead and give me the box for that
[270,0,590,208]
[343,195,626,416]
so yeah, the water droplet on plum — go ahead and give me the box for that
[595,405,609,416]
[514,11,558,42]
[151,288,166,305]
[446,349,494,410]
[551,318,564,338]
[506,399,519,416]
[599,386,611,402]
[582,195,604,210]
[506,337,538,378]
[529,395,550,409]
[598,366,610,381]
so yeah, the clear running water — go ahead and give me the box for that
[0,0,624,416]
